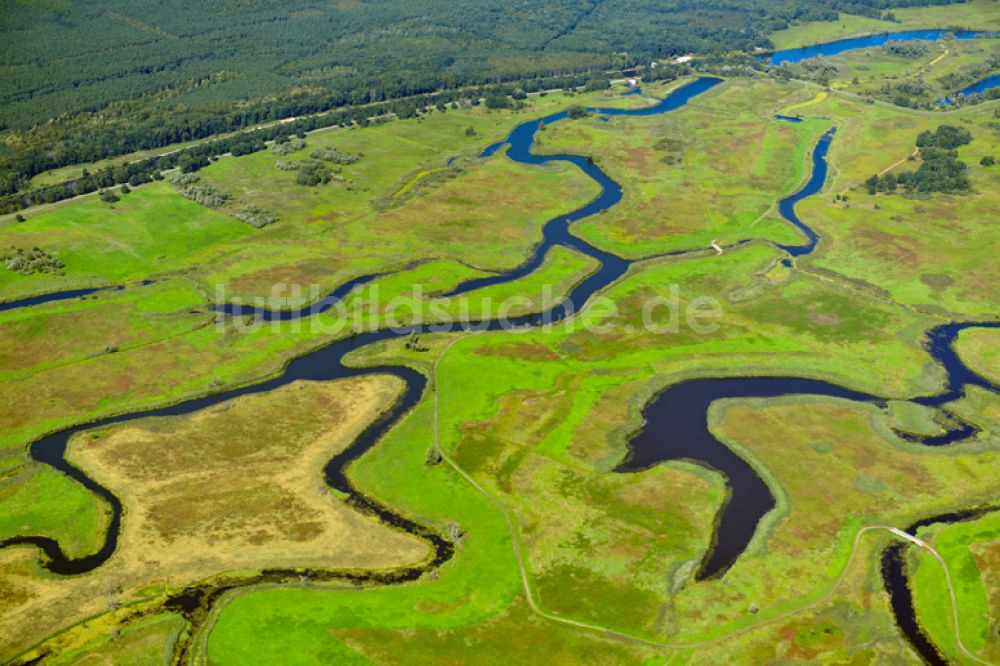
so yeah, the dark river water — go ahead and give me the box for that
[767,29,993,66]
[3,75,999,663]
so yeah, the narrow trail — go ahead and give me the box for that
[432,335,995,660]
[878,147,920,177]
[889,528,994,666]
[6,75,1000,663]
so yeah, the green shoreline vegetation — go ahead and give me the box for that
[3,4,1000,661]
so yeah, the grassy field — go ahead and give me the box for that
[5,375,427,663]
[911,510,1000,664]
[768,0,1000,50]
[194,111,600,301]
[202,235,974,661]
[543,79,816,258]
[774,81,1000,315]
[0,86,623,569]
[2,86,634,304]
[0,183,252,299]
[46,613,188,666]
[5,55,1000,664]
[957,327,1000,385]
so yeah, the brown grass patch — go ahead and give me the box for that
[0,375,428,659]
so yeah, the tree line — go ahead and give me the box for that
[0,73,615,213]
[0,0,964,197]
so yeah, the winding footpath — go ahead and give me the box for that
[4,75,1000,664]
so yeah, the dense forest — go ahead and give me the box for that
[0,0,966,196]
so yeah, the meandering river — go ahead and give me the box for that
[3,75,999,663]
[767,29,993,66]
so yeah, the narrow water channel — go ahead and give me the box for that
[4,76,999,665]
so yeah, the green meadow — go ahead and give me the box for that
[911,511,1000,664]
[2,26,1000,663]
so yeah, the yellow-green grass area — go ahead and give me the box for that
[0,84,613,555]
[202,241,973,661]
[537,78,819,258]
[781,90,829,115]
[787,85,1000,315]
[953,385,1000,440]
[889,399,951,436]
[198,150,597,305]
[45,613,187,666]
[809,37,1000,103]
[5,376,427,663]
[193,94,614,302]
[0,182,253,301]
[0,278,209,380]
[0,235,604,571]
[768,0,1000,50]
[2,87,613,306]
[956,327,1000,386]
[676,539,909,663]
[335,245,599,325]
[910,510,1000,664]
[670,396,1000,641]
[0,280,211,559]
[0,310,328,558]
[0,465,109,562]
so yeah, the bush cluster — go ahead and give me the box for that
[882,41,931,58]
[234,207,278,228]
[271,137,307,156]
[296,162,332,186]
[177,184,230,207]
[311,147,359,165]
[167,172,201,185]
[2,246,65,275]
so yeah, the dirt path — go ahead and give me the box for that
[431,335,991,660]
[878,147,920,177]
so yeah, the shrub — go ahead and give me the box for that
[168,172,201,185]
[234,207,278,228]
[981,155,996,167]
[100,190,120,203]
[567,105,590,119]
[2,246,64,275]
[310,147,359,165]
[882,41,930,58]
[177,184,230,207]
[296,162,332,186]
[178,154,210,173]
[271,136,306,156]
[484,93,512,110]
